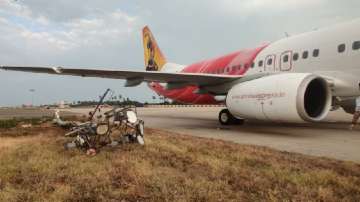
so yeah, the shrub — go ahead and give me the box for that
[0,119,17,129]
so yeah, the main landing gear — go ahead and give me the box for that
[218,109,245,125]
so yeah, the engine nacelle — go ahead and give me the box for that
[226,73,332,123]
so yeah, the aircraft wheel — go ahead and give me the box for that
[218,109,245,125]
[219,109,234,125]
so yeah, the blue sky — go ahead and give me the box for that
[0,0,359,106]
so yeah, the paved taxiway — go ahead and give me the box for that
[65,107,360,162]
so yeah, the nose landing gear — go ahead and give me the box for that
[218,109,245,125]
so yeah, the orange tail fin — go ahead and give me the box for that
[143,26,167,71]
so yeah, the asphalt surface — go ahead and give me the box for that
[1,107,360,162]
[137,107,360,163]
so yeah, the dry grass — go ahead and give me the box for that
[0,126,359,202]
[0,118,47,129]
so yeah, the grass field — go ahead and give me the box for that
[0,125,360,201]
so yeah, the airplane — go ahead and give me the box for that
[1,19,360,125]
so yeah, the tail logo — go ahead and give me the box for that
[144,33,159,71]
[143,26,167,71]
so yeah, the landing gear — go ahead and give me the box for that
[218,109,245,125]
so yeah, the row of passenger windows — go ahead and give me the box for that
[207,40,360,74]
[257,49,320,67]
[338,41,360,53]
[259,40,360,67]
[207,64,250,74]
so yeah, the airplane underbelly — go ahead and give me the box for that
[148,82,218,104]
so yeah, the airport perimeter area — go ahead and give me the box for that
[0,107,360,201]
[1,106,359,162]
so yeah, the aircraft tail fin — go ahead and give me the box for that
[143,26,167,71]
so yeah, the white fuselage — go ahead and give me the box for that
[246,19,360,98]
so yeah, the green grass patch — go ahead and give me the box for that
[0,118,52,129]
[0,119,18,129]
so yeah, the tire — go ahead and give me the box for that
[218,109,245,125]
[219,109,232,125]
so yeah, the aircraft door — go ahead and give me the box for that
[280,51,292,71]
[264,54,276,72]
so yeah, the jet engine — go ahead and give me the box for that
[226,73,332,123]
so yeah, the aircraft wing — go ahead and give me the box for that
[0,66,242,88]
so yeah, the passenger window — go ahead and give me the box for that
[232,66,237,71]
[267,58,273,65]
[338,44,346,53]
[313,49,320,57]
[353,41,360,50]
[244,64,249,68]
[302,51,308,59]
[293,53,299,61]
[251,62,255,68]
[238,65,242,70]
[258,60,263,67]
[283,55,289,63]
